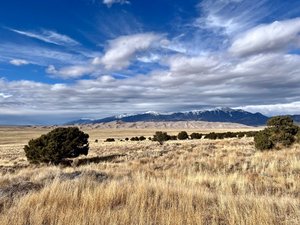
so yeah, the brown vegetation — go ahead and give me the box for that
[0,126,299,225]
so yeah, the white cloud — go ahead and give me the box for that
[239,102,300,116]
[2,49,300,124]
[9,59,30,66]
[46,65,57,74]
[229,18,300,56]
[46,64,96,79]
[166,54,219,74]
[103,0,130,7]
[160,37,188,54]
[137,53,161,63]
[9,28,79,46]
[0,93,12,99]
[195,13,241,35]
[100,33,164,70]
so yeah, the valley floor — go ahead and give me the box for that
[0,127,299,225]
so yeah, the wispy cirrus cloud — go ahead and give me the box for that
[0,42,87,67]
[9,28,80,46]
[195,0,270,35]
[159,0,271,57]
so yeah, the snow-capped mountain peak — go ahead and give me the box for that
[66,107,269,126]
[115,113,137,119]
[144,111,161,115]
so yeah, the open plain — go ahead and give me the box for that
[0,125,300,225]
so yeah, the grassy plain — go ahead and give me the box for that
[0,126,299,225]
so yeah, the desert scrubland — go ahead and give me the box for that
[0,125,299,225]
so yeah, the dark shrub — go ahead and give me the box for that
[177,131,189,140]
[254,116,299,150]
[245,131,258,137]
[296,131,300,143]
[215,133,225,139]
[169,135,177,140]
[125,138,129,141]
[139,136,146,141]
[267,116,294,127]
[104,138,115,142]
[278,132,295,147]
[148,137,152,141]
[95,139,98,143]
[190,133,202,139]
[24,127,89,164]
[130,137,139,141]
[237,132,245,138]
[153,131,170,145]
[254,130,273,150]
[224,132,236,138]
[204,132,218,140]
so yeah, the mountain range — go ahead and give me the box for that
[67,107,277,126]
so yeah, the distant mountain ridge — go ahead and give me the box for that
[66,107,270,126]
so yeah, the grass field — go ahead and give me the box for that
[0,126,299,225]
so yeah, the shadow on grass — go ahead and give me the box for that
[73,154,126,166]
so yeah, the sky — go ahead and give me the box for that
[1,0,300,124]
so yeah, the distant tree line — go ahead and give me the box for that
[203,131,257,140]
[98,130,259,145]
[151,130,258,145]
[102,136,147,142]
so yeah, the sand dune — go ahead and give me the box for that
[79,120,253,129]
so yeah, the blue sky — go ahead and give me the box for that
[1,0,300,124]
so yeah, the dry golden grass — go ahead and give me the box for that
[0,126,299,225]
